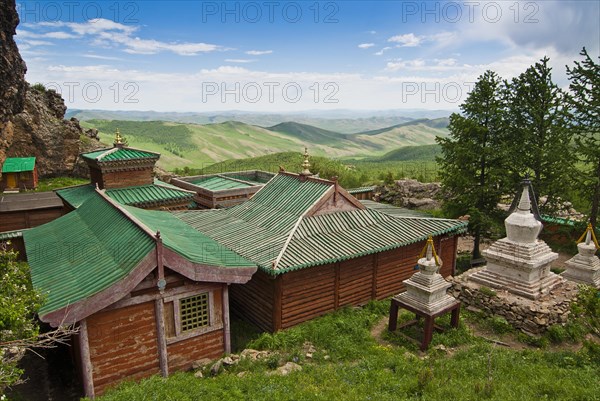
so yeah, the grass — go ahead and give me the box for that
[34,176,88,192]
[95,300,600,401]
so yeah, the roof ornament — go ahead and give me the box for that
[577,223,600,249]
[300,147,312,176]
[114,128,125,147]
[418,235,441,267]
[508,176,542,221]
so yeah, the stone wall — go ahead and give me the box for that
[450,268,579,334]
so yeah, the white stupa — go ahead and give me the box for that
[469,180,563,299]
[396,236,457,313]
[562,225,600,288]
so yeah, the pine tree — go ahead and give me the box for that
[436,71,507,262]
[504,56,573,213]
[567,48,600,225]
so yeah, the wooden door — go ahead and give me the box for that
[6,173,17,188]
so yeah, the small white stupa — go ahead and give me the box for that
[563,224,600,288]
[396,236,457,313]
[470,180,563,299]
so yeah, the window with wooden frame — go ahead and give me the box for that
[163,289,222,344]
[19,171,30,181]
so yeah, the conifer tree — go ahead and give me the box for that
[437,71,507,262]
[504,56,573,213]
[567,48,600,225]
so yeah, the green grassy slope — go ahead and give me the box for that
[370,144,442,162]
[80,119,448,171]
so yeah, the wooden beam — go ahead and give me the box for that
[154,299,169,377]
[79,319,95,399]
[223,284,231,354]
[334,262,340,310]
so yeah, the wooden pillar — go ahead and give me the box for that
[154,299,169,377]
[223,284,231,354]
[273,275,283,331]
[79,319,95,399]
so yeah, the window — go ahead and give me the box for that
[19,172,30,181]
[163,287,222,344]
[180,293,209,332]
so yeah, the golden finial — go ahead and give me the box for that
[418,235,440,266]
[300,147,312,176]
[114,128,124,147]
[576,223,600,249]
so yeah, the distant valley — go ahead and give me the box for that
[78,114,449,171]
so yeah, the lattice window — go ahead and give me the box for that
[179,293,209,332]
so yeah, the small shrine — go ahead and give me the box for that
[388,236,460,350]
[563,224,600,288]
[469,179,563,299]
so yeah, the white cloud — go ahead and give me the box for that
[225,59,256,63]
[374,47,392,56]
[388,33,423,47]
[246,50,273,55]
[358,43,375,49]
[83,54,123,61]
[22,19,226,56]
[385,59,426,71]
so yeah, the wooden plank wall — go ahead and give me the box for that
[0,208,64,232]
[230,270,275,332]
[280,264,336,329]
[233,234,459,332]
[86,301,160,395]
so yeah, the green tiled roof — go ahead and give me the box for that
[2,157,35,173]
[56,183,193,209]
[189,176,255,191]
[106,185,193,207]
[55,185,96,208]
[81,147,159,162]
[25,191,255,318]
[360,200,432,217]
[124,206,255,268]
[25,193,155,316]
[348,186,375,194]
[0,229,28,241]
[174,173,467,274]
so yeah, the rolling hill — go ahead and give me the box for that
[80,118,449,170]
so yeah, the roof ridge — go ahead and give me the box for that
[96,147,119,160]
[95,188,158,239]
[153,181,195,194]
[272,185,335,270]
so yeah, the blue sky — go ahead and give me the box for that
[15,1,600,112]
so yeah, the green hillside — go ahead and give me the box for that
[356,118,449,136]
[267,121,349,144]
[80,118,448,171]
[371,144,442,162]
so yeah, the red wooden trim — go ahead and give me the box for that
[162,247,256,284]
[154,299,169,377]
[223,284,231,354]
[40,251,157,326]
[79,319,95,399]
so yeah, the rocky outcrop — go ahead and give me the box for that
[377,179,441,210]
[0,0,28,176]
[9,86,84,176]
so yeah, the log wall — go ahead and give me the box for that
[0,207,64,232]
[230,270,275,332]
[87,301,160,395]
[231,234,459,332]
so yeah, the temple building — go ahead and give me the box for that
[56,130,194,211]
[21,147,467,396]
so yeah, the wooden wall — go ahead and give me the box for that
[82,270,229,395]
[87,301,160,395]
[230,269,275,332]
[230,234,459,332]
[91,167,154,189]
[0,207,64,232]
